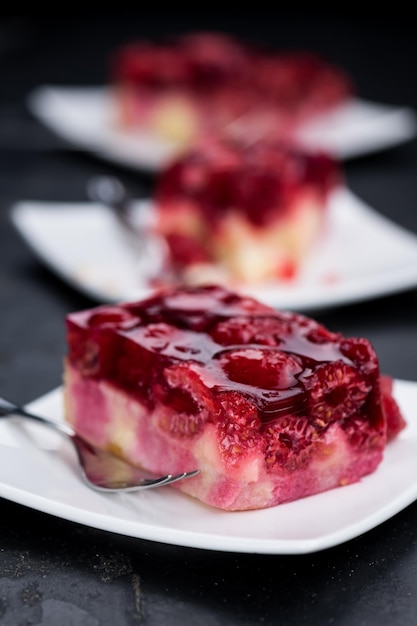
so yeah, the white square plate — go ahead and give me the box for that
[0,379,416,554]
[10,187,417,312]
[27,86,417,170]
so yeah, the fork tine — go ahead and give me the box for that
[88,470,200,493]
[163,470,200,486]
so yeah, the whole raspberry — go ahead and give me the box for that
[303,361,371,425]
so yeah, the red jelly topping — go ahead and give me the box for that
[111,32,352,107]
[66,285,391,463]
[155,137,341,228]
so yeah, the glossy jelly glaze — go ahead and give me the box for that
[155,137,340,227]
[64,285,406,510]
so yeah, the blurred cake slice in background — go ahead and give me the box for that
[110,31,353,148]
[151,135,342,286]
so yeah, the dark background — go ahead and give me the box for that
[0,14,417,625]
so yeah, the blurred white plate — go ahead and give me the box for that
[0,379,416,554]
[10,187,417,312]
[27,85,417,170]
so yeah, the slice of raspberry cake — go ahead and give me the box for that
[63,284,406,511]
[152,136,341,285]
[110,31,353,148]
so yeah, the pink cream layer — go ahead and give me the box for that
[64,361,383,511]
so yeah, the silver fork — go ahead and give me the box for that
[0,398,199,492]
[86,175,169,281]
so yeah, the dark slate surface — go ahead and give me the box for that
[0,13,416,625]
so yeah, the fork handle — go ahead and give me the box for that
[0,397,75,438]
